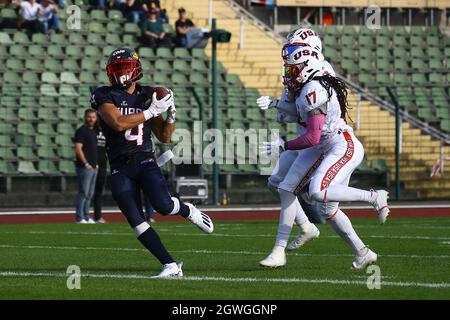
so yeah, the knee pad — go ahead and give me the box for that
[133,222,150,237]
[310,189,328,203]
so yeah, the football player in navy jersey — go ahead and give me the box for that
[91,47,213,278]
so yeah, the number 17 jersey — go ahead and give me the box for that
[91,84,154,162]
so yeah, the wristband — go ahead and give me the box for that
[84,162,90,168]
[143,109,153,121]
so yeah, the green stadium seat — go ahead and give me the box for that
[427,47,443,59]
[192,49,207,59]
[173,60,190,72]
[0,123,13,135]
[428,59,443,71]
[376,58,392,72]
[376,73,391,84]
[37,123,56,135]
[341,48,356,60]
[38,161,59,175]
[85,46,102,57]
[17,147,38,160]
[15,135,33,146]
[39,96,56,108]
[61,72,80,84]
[122,34,137,46]
[357,35,373,47]
[410,36,424,46]
[22,71,40,84]
[1,7,18,18]
[0,107,16,121]
[31,33,48,44]
[55,135,73,147]
[371,159,387,172]
[80,72,97,83]
[426,35,439,47]
[4,72,20,83]
[36,135,52,146]
[44,59,63,72]
[105,33,122,46]
[13,32,30,44]
[63,59,80,72]
[60,84,78,96]
[174,48,190,58]
[37,108,55,120]
[42,72,60,84]
[190,73,207,86]
[393,73,409,85]
[57,123,74,135]
[394,59,409,72]
[88,22,106,33]
[87,33,103,45]
[17,161,40,175]
[392,35,408,47]
[411,73,427,85]
[24,59,43,72]
[155,60,171,71]
[59,160,75,174]
[0,161,16,174]
[124,23,141,35]
[9,45,28,58]
[17,108,36,121]
[411,58,426,72]
[375,35,390,47]
[162,23,174,34]
[108,10,124,21]
[156,48,173,58]
[69,34,85,45]
[102,45,117,57]
[375,48,391,59]
[91,9,107,21]
[6,59,24,71]
[0,147,15,160]
[28,45,46,57]
[171,73,188,84]
[37,147,57,159]
[50,33,66,44]
[0,96,17,108]
[410,26,424,36]
[429,73,444,84]
[81,59,99,71]
[47,45,65,58]
[411,48,425,58]
[0,32,13,45]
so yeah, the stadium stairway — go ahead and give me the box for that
[163,0,450,199]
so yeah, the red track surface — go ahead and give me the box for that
[0,207,449,224]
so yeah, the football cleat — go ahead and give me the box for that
[186,203,214,234]
[259,246,286,268]
[76,219,88,224]
[351,248,377,270]
[370,190,390,224]
[152,262,183,279]
[287,223,320,251]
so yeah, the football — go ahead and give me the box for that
[150,86,171,100]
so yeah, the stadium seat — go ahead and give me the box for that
[0,32,13,45]
[17,161,40,175]
[69,34,85,45]
[47,45,65,58]
[0,161,16,174]
[6,59,24,72]
[59,160,75,174]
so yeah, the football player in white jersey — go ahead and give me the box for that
[259,45,390,270]
[257,29,336,251]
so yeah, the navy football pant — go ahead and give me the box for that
[110,152,190,228]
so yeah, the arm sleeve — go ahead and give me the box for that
[285,114,325,150]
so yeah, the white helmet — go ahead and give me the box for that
[281,45,324,91]
[285,28,322,52]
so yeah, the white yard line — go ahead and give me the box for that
[0,244,449,260]
[0,271,448,289]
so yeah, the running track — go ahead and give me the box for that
[0,205,449,224]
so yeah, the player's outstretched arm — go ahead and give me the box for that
[98,103,149,132]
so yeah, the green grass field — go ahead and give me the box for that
[0,217,449,299]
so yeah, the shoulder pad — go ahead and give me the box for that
[296,81,329,113]
[91,86,114,110]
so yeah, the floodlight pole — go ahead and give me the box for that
[211,18,219,205]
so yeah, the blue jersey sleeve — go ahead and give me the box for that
[91,86,114,111]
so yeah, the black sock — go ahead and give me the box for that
[137,228,174,265]
[178,202,190,218]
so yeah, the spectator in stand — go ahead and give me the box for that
[74,109,99,224]
[126,0,145,24]
[142,0,168,23]
[156,7,169,24]
[175,7,194,47]
[141,8,172,48]
[109,0,126,11]
[17,0,45,33]
[92,121,107,224]
[39,0,61,34]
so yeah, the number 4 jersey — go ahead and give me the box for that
[91,84,154,162]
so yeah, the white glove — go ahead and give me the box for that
[256,96,278,110]
[166,89,176,123]
[143,91,174,120]
[259,133,286,157]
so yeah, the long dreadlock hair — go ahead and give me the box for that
[312,74,352,123]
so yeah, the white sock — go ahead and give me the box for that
[294,197,309,226]
[312,185,377,203]
[328,209,365,255]
[275,189,302,248]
